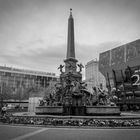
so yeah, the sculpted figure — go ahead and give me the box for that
[77,63,84,73]
[72,81,81,95]
[58,64,64,73]
[97,88,108,105]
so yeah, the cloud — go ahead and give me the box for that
[0,42,67,75]
[0,0,140,77]
[76,41,122,64]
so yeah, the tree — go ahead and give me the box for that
[0,82,13,109]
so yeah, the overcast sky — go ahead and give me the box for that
[0,0,140,77]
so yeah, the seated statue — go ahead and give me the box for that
[39,99,45,106]
[97,88,108,105]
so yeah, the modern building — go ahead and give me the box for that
[99,39,140,110]
[0,66,58,100]
[99,39,140,89]
[85,59,106,92]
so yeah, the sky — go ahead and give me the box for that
[0,0,140,77]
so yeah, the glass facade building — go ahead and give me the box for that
[0,66,58,100]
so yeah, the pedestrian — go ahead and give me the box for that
[1,105,7,116]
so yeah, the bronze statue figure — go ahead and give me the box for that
[77,63,84,73]
[58,64,64,73]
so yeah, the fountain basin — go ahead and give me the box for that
[36,106,63,115]
[35,106,120,116]
[86,106,120,116]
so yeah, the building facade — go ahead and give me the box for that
[0,66,58,100]
[99,39,140,89]
[85,59,106,92]
[99,39,140,110]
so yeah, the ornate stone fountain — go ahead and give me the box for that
[36,9,120,116]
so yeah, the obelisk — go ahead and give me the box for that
[61,9,81,81]
[67,8,75,58]
[59,9,84,115]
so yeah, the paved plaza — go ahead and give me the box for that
[0,124,140,140]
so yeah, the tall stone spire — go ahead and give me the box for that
[64,9,78,73]
[67,8,75,59]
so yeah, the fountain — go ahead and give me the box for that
[35,9,120,116]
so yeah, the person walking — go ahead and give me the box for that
[1,105,7,116]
